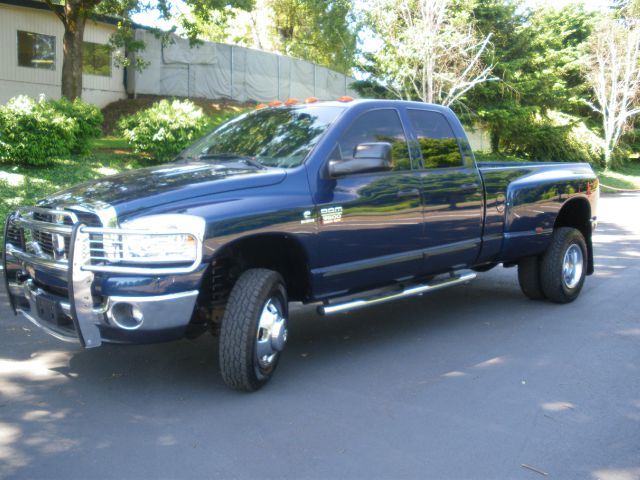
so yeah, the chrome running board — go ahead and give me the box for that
[318,270,477,315]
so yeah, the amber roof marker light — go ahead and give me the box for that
[338,96,354,102]
[285,98,300,105]
[255,103,267,110]
[268,100,283,107]
[304,96,319,104]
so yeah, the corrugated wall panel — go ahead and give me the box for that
[133,32,358,103]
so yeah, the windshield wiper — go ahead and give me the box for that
[197,153,266,169]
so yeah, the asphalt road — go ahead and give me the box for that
[1,194,639,480]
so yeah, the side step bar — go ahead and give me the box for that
[318,270,477,315]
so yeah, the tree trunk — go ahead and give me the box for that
[61,3,86,100]
[603,145,612,167]
[490,130,500,153]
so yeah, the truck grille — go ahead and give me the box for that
[31,211,73,258]
[6,223,25,249]
[7,208,102,263]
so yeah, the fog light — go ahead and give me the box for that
[109,302,144,330]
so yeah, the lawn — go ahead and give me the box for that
[0,138,151,235]
[596,161,640,192]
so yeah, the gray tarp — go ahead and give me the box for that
[131,30,358,102]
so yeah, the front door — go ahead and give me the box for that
[311,108,425,298]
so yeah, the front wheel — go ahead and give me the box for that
[540,227,588,304]
[219,269,288,391]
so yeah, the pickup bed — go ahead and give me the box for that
[3,99,599,391]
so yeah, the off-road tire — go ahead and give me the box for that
[540,227,588,304]
[517,256,545,300]
[219,268,287,391]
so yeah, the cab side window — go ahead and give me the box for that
[408,110,463,169]
[333,109,411,171]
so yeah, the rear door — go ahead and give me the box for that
[406,109,483,273]
[312,108,425,296]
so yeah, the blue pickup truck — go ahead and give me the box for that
[3,99,599,391]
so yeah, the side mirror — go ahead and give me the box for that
[328,142,392,177]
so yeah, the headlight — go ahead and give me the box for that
[104,214,205,264]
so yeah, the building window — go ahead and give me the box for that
[17,31,56,70]
[83,42,111,76]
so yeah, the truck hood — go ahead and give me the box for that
[39,161,287,218]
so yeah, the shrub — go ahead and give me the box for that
[118,99,211,161]
[0,96,76,165]
[50,98,103,153]
[498,111,605,167]
[0,95,104,165]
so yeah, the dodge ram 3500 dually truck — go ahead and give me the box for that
[3,99,599,391]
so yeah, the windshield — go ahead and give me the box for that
[178,105,346,168]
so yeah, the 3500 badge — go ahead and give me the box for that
[320,206,343,224]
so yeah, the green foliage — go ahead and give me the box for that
[270,0,357,74]
[596,160,640,191]
[118,99,213,161]
[352,52,399,99]
[462,1,595,152]
[358,0,494,105]
[194,0,358,75]
[418,138,463,169]
[0,96,103,165]
[496,111,604,165]
[49,98,104,153]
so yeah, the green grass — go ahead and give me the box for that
[596,161,640,192]
[0,141,153,236]
[89,136,132,150]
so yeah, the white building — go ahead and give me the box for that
[0,0,126,107]
[0,0,359,108]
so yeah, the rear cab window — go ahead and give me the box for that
[407,110,463,169]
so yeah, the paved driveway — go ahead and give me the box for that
[1,194,639,480]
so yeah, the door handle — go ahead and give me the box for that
[396,188,420,198]
[460,183,479,192]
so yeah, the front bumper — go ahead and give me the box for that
[10,279,198,346]
[4,215,202,348]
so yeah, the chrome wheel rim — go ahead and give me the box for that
[563,244,583,289]
[255,297,287,369]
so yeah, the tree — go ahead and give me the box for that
[193,0,358,75]
[464,1,594,152]
[585,16,640,165]
[42,0,253,101]
[271,0,357,74]
[361,0,495,106]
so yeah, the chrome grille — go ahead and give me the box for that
[31,211,74,258]
[6,224,24,249]
[7,208,101,265]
